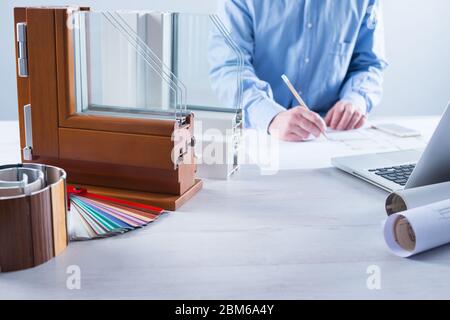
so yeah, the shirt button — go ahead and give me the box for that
[305,58,310,64]
[307,23,313,28]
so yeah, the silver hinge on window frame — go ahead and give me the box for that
[16,23,28,77]
[23,104,33,161]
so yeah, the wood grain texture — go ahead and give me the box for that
[59,128,179,170]
[178,163,197,195]
[56,114,197,196]
[172,179,203,210]
[0,164,68,273]
[29,189,55,267]
[27,8,59,158]
[27,157,192,195]
[61,115,179,137]
[14,8,30,158]
[50,179,68,256]
[75,179,203,211]
[54,8,75,126]
[0,197,34,273]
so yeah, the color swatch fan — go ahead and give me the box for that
[67,187,165,241]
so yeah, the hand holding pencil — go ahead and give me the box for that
[267,75,328,142]
[281,75,329,140]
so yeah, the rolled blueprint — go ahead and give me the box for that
[385,181,450,215]
[384,182,450,257]
[384,199,450,257]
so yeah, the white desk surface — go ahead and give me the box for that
[1,117,450,300]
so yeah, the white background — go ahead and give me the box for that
[0,0,449,120]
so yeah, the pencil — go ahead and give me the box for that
[281,74,329,140]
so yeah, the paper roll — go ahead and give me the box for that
[384,199,450,257]
[386,181,450,215]
[0,164,68,272]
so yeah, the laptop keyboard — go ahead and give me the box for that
[368,164,416,187]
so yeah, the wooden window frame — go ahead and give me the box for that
[14,7,202,210]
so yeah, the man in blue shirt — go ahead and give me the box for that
[209,0,388,141]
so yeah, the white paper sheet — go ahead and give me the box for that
[384,199,450,257]
[243,124,428,172]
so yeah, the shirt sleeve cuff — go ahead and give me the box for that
[246,98,287,133]
[340,92,368,115]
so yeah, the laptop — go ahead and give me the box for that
[332,103,450,192]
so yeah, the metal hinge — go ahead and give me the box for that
[16,23,28,77]
[23,104,33,161]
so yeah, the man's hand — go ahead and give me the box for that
[325,101,366,131]
[269,106,327,142]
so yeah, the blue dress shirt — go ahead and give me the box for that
[209,0,388,130]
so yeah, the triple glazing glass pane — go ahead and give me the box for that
[71,11,243,122]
